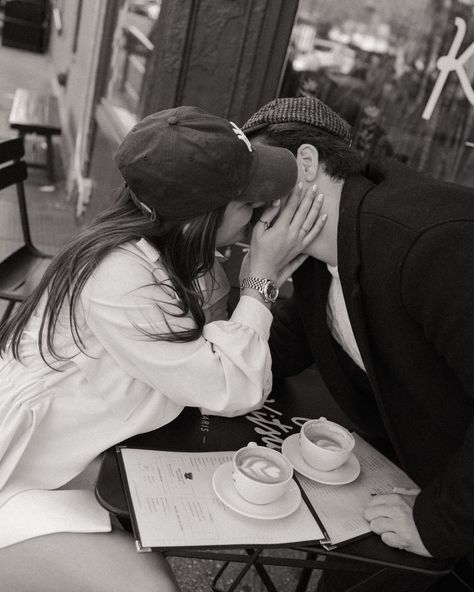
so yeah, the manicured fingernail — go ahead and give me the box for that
[312,184,318,192]
[298,181,303,190]
[272,199,280,206]
[321,214,328,221]
[317,193,324,202]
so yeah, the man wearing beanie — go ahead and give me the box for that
[243,97,474,591]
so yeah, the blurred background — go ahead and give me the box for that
[1,0,473,227]
[0,0,471,295]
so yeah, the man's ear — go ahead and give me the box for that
[296,144,320,182]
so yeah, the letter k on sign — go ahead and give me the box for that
[423,17,474,120]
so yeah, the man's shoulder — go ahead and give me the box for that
[365,157,474,198]
[359,158,474,228]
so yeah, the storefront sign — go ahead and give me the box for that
[422,18,474,120]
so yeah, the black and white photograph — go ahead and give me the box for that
[0,1,473,590]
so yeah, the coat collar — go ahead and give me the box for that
[337,174,380,380]
[337,174,374,294]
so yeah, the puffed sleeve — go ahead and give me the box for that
[81,248,272,417]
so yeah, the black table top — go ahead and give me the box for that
[95,371,452,576]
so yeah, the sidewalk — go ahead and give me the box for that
[0,45,79,251]
[0,44,322,592]
[0,45,79,317]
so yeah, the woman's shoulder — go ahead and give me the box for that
[91,240,156,277]
[81,239,172,303]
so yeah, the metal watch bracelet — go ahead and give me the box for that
[240,277,279,303]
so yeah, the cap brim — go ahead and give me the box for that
[239,144,298,204]
[241,121,269,136]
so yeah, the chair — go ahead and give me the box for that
[0,136,53,324]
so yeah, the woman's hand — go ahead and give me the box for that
[247,182,326,287]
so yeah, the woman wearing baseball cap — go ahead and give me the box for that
[0,106,326,591]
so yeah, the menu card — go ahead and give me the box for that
[117,434,417,551]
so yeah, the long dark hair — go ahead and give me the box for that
[0,187,226,364]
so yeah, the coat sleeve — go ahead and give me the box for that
[269,293,315,378]
[400,220,474,559]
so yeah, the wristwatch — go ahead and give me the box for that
[241,277,279,303]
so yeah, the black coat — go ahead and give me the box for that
[270,158,474,560]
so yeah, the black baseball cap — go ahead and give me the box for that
[114,106,298,222]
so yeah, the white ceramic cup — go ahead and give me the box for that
[299,417,355,472]
[232,442,293,505]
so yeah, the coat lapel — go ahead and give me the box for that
[337,175,377,377]
[337,174,406,463]
[293,256,381,432]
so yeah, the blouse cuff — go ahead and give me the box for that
[230,295,273,341]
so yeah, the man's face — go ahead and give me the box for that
[251,135,338,265]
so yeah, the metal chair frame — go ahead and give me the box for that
[0,136,52,324]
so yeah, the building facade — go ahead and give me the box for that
[47,0,474,221]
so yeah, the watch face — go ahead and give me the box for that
[263,281,279,303]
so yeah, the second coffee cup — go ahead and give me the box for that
[232,442,293,505]
[299,417,355,472]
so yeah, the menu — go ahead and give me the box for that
[297,435,418,546]
[117,434,417,551]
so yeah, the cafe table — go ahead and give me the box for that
[95,371,452,592]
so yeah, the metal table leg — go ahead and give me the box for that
[210,548,279,592]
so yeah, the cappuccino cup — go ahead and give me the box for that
[299,417,355,472]
[232,442,293,505]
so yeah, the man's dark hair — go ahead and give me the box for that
[252,123,363,180]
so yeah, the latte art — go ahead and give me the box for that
[233,444,293,504]
[237,454,284,483]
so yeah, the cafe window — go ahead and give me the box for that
[280,0,474,187]
[105,0,162,129]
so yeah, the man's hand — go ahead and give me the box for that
[364,488,432,557]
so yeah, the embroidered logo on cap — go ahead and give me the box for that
[230,121,253,152]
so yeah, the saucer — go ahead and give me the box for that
[212,462,301,520]
[281,433,360,485]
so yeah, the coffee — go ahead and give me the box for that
[232,443,294,504]
[236,453,285,484]
[306,429,345,451]
[300,418,355,472]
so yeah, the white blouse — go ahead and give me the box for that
[0,239,272,547]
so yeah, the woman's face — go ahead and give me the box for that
[216,200,267,247]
